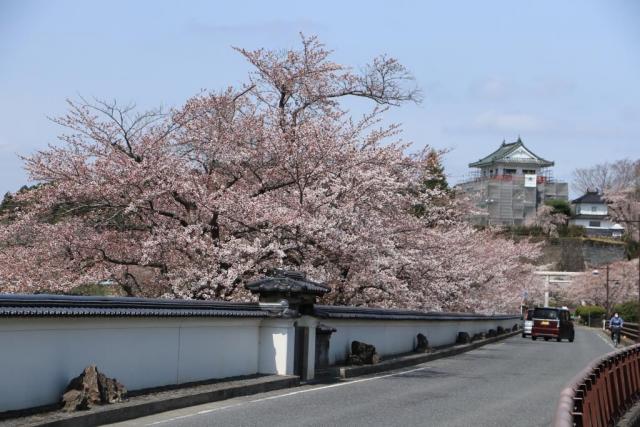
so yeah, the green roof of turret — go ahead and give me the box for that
[468,138,554,168]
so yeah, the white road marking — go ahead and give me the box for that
[147,364,434,425]
[593,329,616,350]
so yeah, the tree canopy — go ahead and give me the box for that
[0,36,541,312]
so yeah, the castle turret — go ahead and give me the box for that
[459,138,568,226]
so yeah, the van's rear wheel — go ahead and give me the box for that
[532,336,537,341]
[544,337,550,341]
[556,337,562,342]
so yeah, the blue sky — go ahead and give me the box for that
[1,0,638,196]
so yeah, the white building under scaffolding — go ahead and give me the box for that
[458,138,568,226]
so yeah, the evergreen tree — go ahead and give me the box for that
[421,149,449,191]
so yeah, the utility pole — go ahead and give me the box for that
[606,264,610,318]
[544,275,550,307]
[594,265,611,317]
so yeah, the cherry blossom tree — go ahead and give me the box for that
[605,170,640,238]
[563,259,639,307]
[452,229,544,313]
[524,205,568,237]
[0,35,540,312]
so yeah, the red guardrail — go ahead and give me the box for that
[553,344,640,427]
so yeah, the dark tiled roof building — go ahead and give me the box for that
[569,191,624,237]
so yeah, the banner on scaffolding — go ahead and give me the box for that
[524,174,537,187]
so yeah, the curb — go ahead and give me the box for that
[28,375,299,427]
[318,330,520,379]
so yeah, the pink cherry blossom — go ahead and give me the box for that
[0,35,542,312]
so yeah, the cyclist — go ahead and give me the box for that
[610,312,624,346]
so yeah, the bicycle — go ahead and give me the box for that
[611,325,622,348]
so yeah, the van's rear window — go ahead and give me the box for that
[533,308,559,319]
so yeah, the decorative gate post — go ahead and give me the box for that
[246,270,330,380]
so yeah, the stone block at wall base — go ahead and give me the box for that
[316,330,519,380]
[3,375,298,427]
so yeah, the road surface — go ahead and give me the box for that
[110,327,614,427]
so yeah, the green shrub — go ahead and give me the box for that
[624,237,640,260]
[612,301,640,323]
[558,225,586,238]
[575,305,606,325]
[503,225,545,237]
[545,199,571,216]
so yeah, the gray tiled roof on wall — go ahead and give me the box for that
[313,305,519,321]
[0,294,519,320]
[0,294,268,318]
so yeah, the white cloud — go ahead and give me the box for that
[468,77,512,100]
[532,77,575,97]
[444,109,639,142]
[468,76,576,101]
[472,111,548,132]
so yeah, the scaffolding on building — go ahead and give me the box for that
[458,170,568,226]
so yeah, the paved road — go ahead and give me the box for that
[111,328,614,427]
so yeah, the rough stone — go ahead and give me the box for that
[496,326,505,335]
[512,324,519,332]
[415,333,430,353]
[97,372,127,404]
[61,389,90,412]
[62,365,126,411]
[347,340,380,365]
[472,332,486,342]
[62,366,101,411]
[487,329,497,338]
[456,332,471,344]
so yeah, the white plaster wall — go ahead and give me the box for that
[322,318,518,365]
[578,203,608,215]
[177,323,260,383]
[571,218,616,229]
[0,317,261,412]
[0,314,519,412]
[258,319,295,376]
